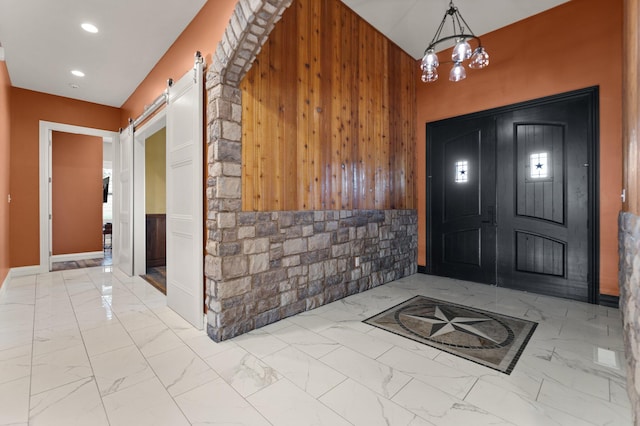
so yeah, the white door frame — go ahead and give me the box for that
[38,121,118,273]
[132,111,167,277]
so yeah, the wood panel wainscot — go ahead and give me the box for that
[241,0,417,212]
[146,214,166,267]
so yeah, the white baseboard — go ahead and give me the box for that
[11,264,47,277]
[51,251,104,263]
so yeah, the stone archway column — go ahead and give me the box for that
[205,0,293,341]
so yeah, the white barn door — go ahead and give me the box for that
[166,59,204,329]
[116,124,134,276]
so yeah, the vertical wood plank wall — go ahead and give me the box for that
[241,0,416,211]
[623,0,640,215]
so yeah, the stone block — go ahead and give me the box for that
[300,249,329,264]
[232,103,242,122]
[306,280,324,297]
[253,269,287,287]
[270,244,283,260]
[279,279,294,293]
[280,290,297,306]
[205,255,222,281]
[222,229,238,242]
[325,274,343,287]
[309,262,324,281]
[333,228,350,244]
[224,162,242,177]
[324,285,346,303]
[238,212,257,225]
[219,242,241,256]
[331,242,350,258]
[218,212,236,228]
[305,294,324,311]
[217,277,251,299]
[255,308,281,329]
[217,177,241,199]
[324,259,338,277]
[222,120,242,141]
[308,233,331,251]
[218,140,241,162]
[356,226,367,239]
[256,296,280,314]
[238,226,256,239]
[253,279,279,301]
[287,265,305,278]
[282,255,300,267]
[302,225,314,237]
[249,253,270,274]
[221,255,248,279]
[283,225,302,239]
[283,238,307,255]
[244,237,270,254]
[256,222,278,237]
[280,300,306,318]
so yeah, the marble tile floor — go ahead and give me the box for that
[51,254,112,271]
[0,266,632,425]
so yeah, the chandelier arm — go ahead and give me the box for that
[426,34,481,53]
[454,8,478,38]
[453,10,465,35]
[428,12,449,52]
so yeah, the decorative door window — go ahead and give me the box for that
[455,160,468,183]
[529,152,549,179]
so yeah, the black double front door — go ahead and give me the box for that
[427,88,597,302]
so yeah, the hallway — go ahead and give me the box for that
[0,267,631,425]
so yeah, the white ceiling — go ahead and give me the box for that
[0,0,207,107]
[341,0,570,59]
[0,0,569,108]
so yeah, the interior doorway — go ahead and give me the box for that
[38,121,119,274]
[426,87,599,303]
[139,126,167,294]
[133,112,166,294]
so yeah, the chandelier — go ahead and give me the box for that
[420,1,489,83]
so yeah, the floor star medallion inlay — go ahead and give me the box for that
[365,296,537,374]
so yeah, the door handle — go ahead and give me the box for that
[482,206,495,225]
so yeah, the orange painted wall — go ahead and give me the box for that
[416,0,623,295]
[120,0,236,124]
[0,60,10,286]
[51,132,103,255]
[9,88,120,267]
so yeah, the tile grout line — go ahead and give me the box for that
[64,268,113,425]
[27,274,37,424]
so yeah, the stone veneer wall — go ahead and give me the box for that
[619,211,640,424]
[204,0,417,341]
[205,210,417,341]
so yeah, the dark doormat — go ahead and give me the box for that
[364,295,537,374]
[141,266,166,295]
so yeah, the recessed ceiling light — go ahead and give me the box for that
[71,70,85,77]
[81,23,99,33]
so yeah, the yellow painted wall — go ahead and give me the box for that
[145,128,166,214]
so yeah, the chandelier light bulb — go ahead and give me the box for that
[421,49,439,71]
[452,38,472,62]
[422,67,439,83]
[449,62,466,82]
[469,46,490,69]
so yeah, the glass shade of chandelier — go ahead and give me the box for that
[420,1,489,83]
